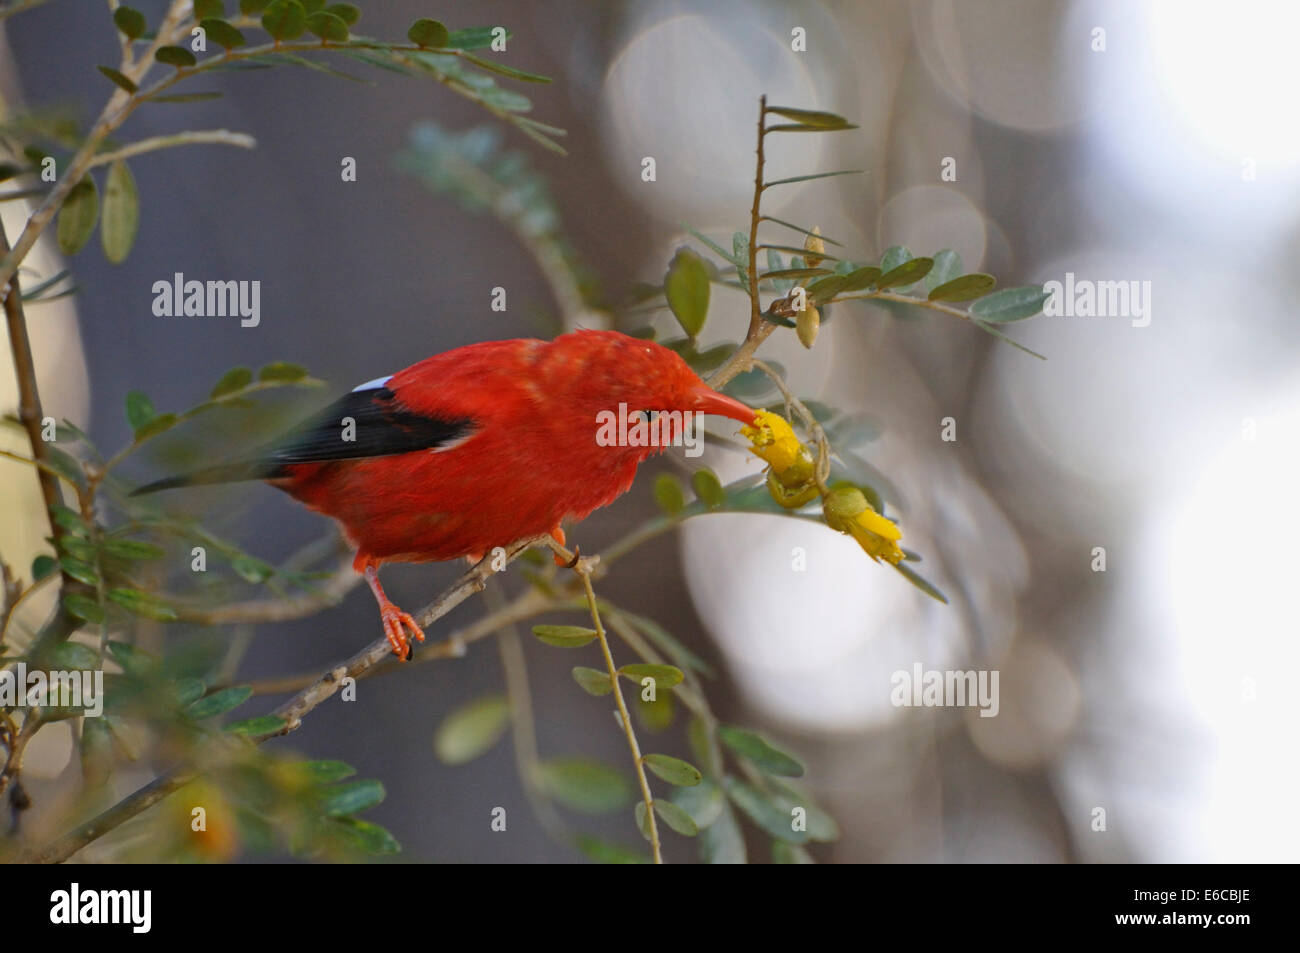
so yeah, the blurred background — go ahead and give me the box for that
[3,0,1297,862]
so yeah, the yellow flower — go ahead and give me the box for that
[823,487,905,564]
[741,409,804,472]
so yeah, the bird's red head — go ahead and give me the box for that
[540,329,756,453]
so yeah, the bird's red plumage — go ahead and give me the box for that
[272,330,752,566]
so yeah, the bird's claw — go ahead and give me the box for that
[380,604,425,660]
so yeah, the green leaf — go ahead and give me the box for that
[155,46,198,68]
[876,256,934,290]
[765,105,853,127]
[58,557,99,586]
[663,248,710,338]
[124,389,155,431]
[101,160,139,264]
[62,593,104,625]
[210,365,253,398]
[304,11,347,41]
[700,799,747,863]
[724,777,808,844]
[766,122,858,133]
[230,554,274,583]
[97,66,138,94]
[643,753,702,786]
[891,561,949,604]
[968,285,1051,322]
[760,215,845,245]
[52,641,99,670]
[461,52,551,83]
[50,503,90,536]
[532,624,597,648]
[291,759,356,784]
[654,798,699,836]
[838,266,881,293]
[108,587,177,621]
[201,18,247,50]
[717,724,805,777]
[31,554,57,581]
[764,169,863,188]
[106,640,156,676]
[172,677,206,707]
[318,778,385,816]
[444,26,507,50]
[261,0,307,41]
[571,666,613,696]
[773,841,816,863]
[807,274,848,304]
[226,715,286,736]
[257,360,308,382]
[540,758,633,814]
[619,663,684,690]
[433,694,510,764]
[691,468,725,508]
[573,833,646,864]
[407,18,450,48]
[652,473,685,515]
[57,177,99,255]
[45,447,85,490]
[879,245,911,273]
[113,6,147,40]
[325,4,360,26]
[240,0,271,12]
[186,684,252,719]
[330,816,401,854]
[671,778,724,828]
[57,536,97,562]
[929,273,996,302]
[132,412,178,441]
[194,0,226,18]
[925,248,962,292]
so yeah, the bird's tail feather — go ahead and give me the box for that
[130,461,275,496]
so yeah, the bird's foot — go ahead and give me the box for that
[379,603,425,660]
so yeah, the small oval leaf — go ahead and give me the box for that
[57,178,99,256]
[532,624,598,648]
[642,753,702,786]
[101,160,139,264]
[433,695,510,764]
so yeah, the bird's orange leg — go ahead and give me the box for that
[550,525,568,566]
[357,558,425,660]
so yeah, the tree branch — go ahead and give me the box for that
[14,534,549,864]
[87,129,257,168]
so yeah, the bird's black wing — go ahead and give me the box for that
[131,384,475,494]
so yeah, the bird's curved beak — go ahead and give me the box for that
[689,386,757,424]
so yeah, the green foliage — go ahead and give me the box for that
[433,695,510,764]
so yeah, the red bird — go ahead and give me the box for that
[134,330,756,658]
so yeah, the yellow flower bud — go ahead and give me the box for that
[802,226,825,269]
[795,306,820,349]
[822,486,868,530]
[823,487,905,563]
[740,409,803,472]
[765,469,820,509]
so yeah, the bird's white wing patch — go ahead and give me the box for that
[352,375,394,392]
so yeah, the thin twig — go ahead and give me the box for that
[87,129,257,168]
[572,557,662,864]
